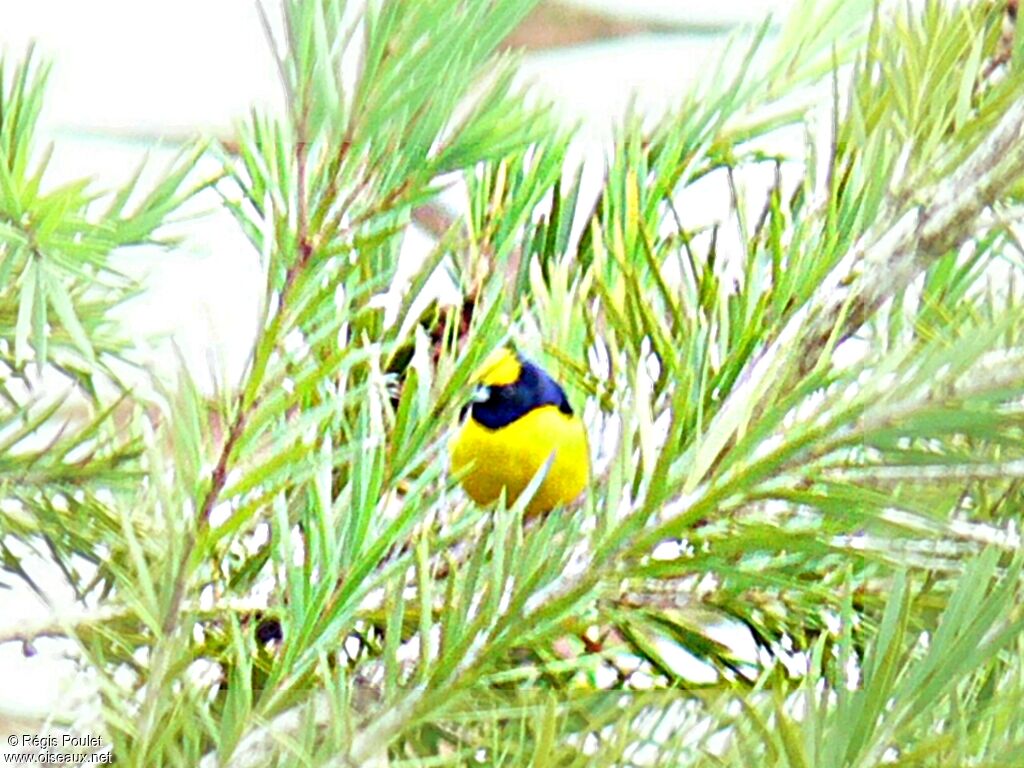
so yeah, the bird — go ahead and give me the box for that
[449,348,590,515]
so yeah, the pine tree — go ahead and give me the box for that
[3,1,1024,765]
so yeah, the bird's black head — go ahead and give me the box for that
[465,354,573,430]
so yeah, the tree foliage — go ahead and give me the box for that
[3,1,1024,766]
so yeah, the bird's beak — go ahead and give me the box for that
[459,384,490,422]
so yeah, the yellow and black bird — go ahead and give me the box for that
[449,349,589,515]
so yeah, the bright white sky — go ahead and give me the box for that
[0,1,793,135]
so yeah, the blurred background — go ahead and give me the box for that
[5,1,795,133]
[0,0,797,392]
[0,0,794,725]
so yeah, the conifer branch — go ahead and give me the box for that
[687,94,1024,488]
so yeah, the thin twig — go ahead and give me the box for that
[0,598,270,647]
[684,94,1024,492]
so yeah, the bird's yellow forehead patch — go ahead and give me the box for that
[475,348,522,386]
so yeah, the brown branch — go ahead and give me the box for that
[983,0,1018,79]
[503,2,689,51]
[682,94,1024,492]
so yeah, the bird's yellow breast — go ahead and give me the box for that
[449,404,589,515]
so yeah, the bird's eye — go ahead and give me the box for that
[471,384,491,404]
